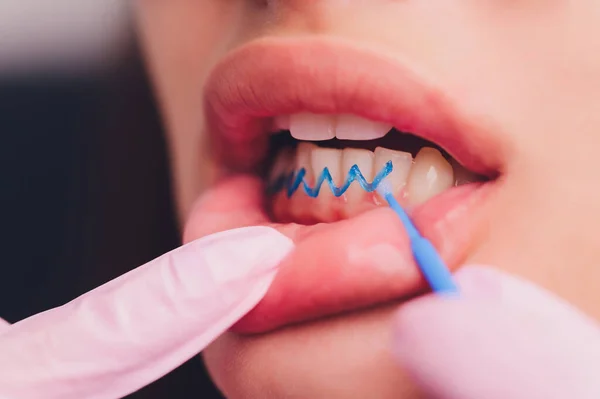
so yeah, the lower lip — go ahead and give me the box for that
[183,174,495,334]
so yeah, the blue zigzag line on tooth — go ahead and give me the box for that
[268,161,393,198]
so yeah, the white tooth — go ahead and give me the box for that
[311,147,343,194]
[335,114,392,140]
[290,113,336,141]
[273,115,290,131]
[407,147,454,206]
[269,147,295,183]
[374,147,413,195]
[342,148,374,202]
[343,148,374,183]
[296,142,317,184]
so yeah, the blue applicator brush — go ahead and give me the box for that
[377,179,459,294]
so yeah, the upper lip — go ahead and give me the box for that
[204,37,506,177]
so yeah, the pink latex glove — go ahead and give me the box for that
[0,226,293,399]
[392,266,600,399]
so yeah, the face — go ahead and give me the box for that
[135,1,600,397]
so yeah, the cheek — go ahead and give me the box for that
[466,171,600,322]
[136,1,234,116]
[372,3,600,161]
[135,1,244,218]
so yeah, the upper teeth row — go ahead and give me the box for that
[274,113,393,141]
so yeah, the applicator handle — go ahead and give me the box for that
[411,238,459,294]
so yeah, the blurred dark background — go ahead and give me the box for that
[0,3,223,398]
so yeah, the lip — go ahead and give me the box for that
[196,37,504,334]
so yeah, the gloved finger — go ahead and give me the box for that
[0,226,293,399]
[0,318,8,331]
[392,266,600,399]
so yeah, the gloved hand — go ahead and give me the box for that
[392,266,600,399]
[0,226,293,399]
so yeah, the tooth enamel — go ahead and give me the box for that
[335,114,392,140]
[342,148,374,202]
[290,113,336,141]
[407,147,454,206]
[274,115,290,131]
[311,147,343,193]
[451,158,479,186]
[296,142,317,184]
[342,148,374,182]
[374,147,413,196]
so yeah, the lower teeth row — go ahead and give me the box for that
[268,143,477,205]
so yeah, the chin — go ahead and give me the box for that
[203,304,426,399]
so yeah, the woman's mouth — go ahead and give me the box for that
[192,37,507,334]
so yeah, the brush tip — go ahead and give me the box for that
[376,179,393,197]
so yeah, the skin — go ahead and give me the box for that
[134,1,600,397]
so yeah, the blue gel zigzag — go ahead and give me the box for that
[268,161,393,198]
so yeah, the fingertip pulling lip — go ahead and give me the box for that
[203,36,507,177]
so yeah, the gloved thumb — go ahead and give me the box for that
[391,266,600,399]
